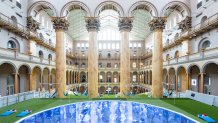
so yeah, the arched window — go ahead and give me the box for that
[11,16,17,25]
[166,54,170,61]
[75,62,79,67]
[175,33,179,39]
[202,40,211,50]
[114,63,118,68]
[39,33,44,39]
[132,62,137,68]
[174,51,179,58]
[133,75,137,82]
[48,54,52,60]
[201,16,207,25]
[7,40,16,49]
[39,50,43,58]
[81,63,86,68]
[99,53,102,58]
[107,53,111,58]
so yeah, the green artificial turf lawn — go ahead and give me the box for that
[0,96,217,123]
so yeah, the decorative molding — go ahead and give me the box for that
[118,17,133,32]
[178,16,192,31]
[149,17,166,31]
[26,16,40,32]
[85,17,100,32]
[51,17,69,31]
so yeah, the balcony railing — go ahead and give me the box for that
[163,47,218,66]
[0,12,55,51]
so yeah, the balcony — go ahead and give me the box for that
[0,47,55,66]
[163,47,218,66]
[0,12,55,52]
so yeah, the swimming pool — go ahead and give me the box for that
[16,101,199,123]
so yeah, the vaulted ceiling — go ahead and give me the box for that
[66,9,152,41]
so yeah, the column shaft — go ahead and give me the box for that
[175,75,178,92]
[88,31,98,98]
[152,29,163,98]
[200,73,205,93]
[56,30,66,97]
[120,31,130,97]
[149,17,166,98]
[14,73,19,94]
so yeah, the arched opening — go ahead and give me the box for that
[7,40,16,49]
[0,63,16,96]
[11,16,17,26]
[113,72,119,83]
[174,50,179,58]
[80,72,86,83]
[129,2,154,40]
[204,63,218,95]
[169,68,176,90]
[99,86,106,94]
[201,16,207,25]
[113,86,119,94]
[18,65,30,93]
[177,66,188,92]
[39,50,44,58]
[189,65,201,92]
[32,66,42,91]
[132,72,138,83]
[99,72,105,83]
[42,68,49,90]
[163,69,168,90]
[166,54,170,61]
[51,69,56,89]
[81,63,86,68]
[106,72,112,82]
[28,2,57,47]
[7,38,20,52]
[48,54,52,60]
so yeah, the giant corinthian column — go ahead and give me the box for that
[149,17,166,98]
[52,17,69,98]
[118,17,133,98]
[85,17,100,98]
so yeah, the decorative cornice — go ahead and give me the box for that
[51,17,69,31]
[85,17,100,32]
[26,16,40,32]
[118,17,133,32]
[149,17,167,31]
[178,16,192,31]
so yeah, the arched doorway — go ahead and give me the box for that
[32,66,42,91]
[0,63,16,96]
[204,63,218,95]
[18,65,31,93]
[169,68,176,90]
[177,66,188,92]
[189,65,200,92]
[43,68,49,90]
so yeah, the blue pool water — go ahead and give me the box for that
[17,101,198,123]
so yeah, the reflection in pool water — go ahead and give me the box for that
[17,101,198,123]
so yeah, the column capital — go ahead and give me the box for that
[118,17,133,32]
[178,16,192,31]
[51,17,69,31]
[149,17,167,31]
[85,17,100,32]
[27,16,40,32]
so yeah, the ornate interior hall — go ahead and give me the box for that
[0,0,218,98]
